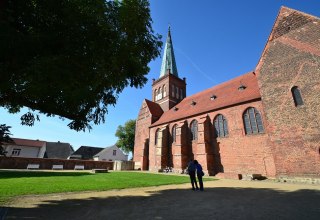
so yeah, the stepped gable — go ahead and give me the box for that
[151,71,260,127]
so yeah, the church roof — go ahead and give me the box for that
[151,71,261,127]
[159,27,178,78]
[145,99,163,117]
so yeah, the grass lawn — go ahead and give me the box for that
[0,171,216,204]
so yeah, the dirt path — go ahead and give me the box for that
[3,179,320,220]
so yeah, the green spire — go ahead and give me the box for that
[160,26,178,78]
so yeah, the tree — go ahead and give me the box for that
[0,124,12,156]
[115,119,136,154]
[0,0,162,131]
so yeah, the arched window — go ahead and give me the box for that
[155,129,160,145]
[291,86,304,106]
[163,85,166,97]
[159,87,162,100]
[172,85,175,97]
[190,120,198,141]
[180,88,183,99]
[172,124,177,142]
[214,114,229,137]
[176,86,179,99]
[243,107,264,135]
[154,89,157,101]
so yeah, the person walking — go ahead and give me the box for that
[187,160,199,190]
[194,160,204,191]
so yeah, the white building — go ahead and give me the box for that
[93,145,128,161]
[3,138,46,158]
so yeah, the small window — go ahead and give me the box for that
[176,86,179,99]
[180,89,183,99]
[238,84,246,91]
[291,86,304,106]
[243,107,264,135]
[113,150,117,156]
[154,89,157,101]
[210,95,217,100]
[172,85,175,97]
[172,125,177,142]
[163,85,166,97]
[214,114,228,137]
[190,120,198,141]
[12,148,21,156]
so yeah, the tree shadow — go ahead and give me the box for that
[0,170,93,179]
[3,186,320,220]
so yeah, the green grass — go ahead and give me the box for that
[0,171,215,204]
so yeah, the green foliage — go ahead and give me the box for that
[0,124,12,156]
[0,171,208,204]
[115,119,136,154]
[0,0,162,131]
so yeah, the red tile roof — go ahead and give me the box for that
[10,138,46,147]
[145,99,163,117]
[151,72,261,127]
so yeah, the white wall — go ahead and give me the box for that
[94,145,128,161]
[4,145,46,158]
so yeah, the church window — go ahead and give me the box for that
[172,85,175,97]
[155,129,160,145]
[176,86,179,99]
[154,89,157,101]
[214,114,228,137]
[163,85,166,97]
[172,125,177,142]
[180,89,183,99]
[243,107,264,135]
[291,86,304,106]
[159,87,163,100]
[190,120,198,141]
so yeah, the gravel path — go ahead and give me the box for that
[3,179,320,220]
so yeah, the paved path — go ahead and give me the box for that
[3,179,320,220]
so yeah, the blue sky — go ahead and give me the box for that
[1,0,320,152]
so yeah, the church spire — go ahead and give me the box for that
[159,26,178,78]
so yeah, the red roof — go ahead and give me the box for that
[145,99,163,117]
[151,72,261,127]
[10,138,46,147]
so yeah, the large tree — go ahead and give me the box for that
[0,124,12,156]
[0,0,161,131]
[115,119,136,154]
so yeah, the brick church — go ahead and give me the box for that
[134,7,320,179]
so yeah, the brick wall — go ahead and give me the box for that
[148,100,276,178]
[134,101,152,170]
[257,7,320,177]
[0,156,113,170]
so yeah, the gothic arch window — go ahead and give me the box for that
[176,86,179,99]
[190,120,198,141]
[291,86,304,106]
[159,87,162,100]
[243,107,264,135]
[214,114,229,137]
[154,89,157,101]
[172,85,175,97]
[155,129,160,145]
[172,124,177,143]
